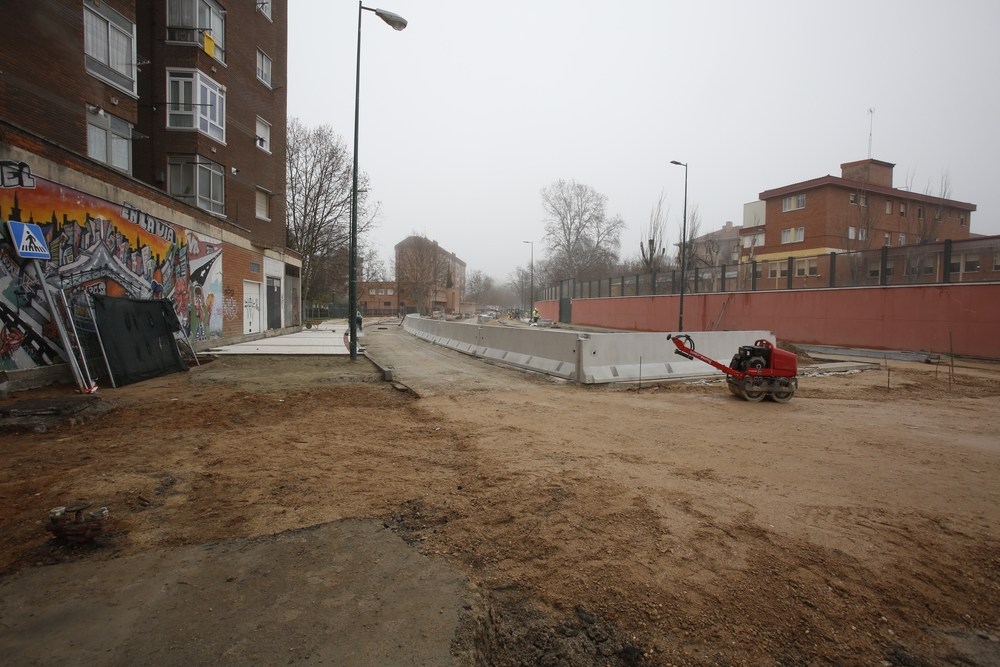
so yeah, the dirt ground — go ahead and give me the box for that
[1,327,999,666]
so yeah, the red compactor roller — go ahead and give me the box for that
[667,334,798,403]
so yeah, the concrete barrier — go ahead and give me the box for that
[402,315,774,384]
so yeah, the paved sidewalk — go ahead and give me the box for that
[210,322,360,355]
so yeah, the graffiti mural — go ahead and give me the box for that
[0,161,224,370]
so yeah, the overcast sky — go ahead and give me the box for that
[288,0,1000,282]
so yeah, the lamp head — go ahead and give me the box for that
[375,8,407,30]
[670,160,685,166]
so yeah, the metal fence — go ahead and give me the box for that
[303,303,402,320]
[536,236,1000,303]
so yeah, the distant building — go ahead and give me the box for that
[394,236,466,314]
[357,281,398,317]
[753,159,976,263]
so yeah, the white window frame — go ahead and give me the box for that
[898,233,905,246]
[167,69,226,143]
[848,226,856,240]
[167,0,226,63]
[782,194,806,212]
[387,288,394,295]
[369,288,376,296]
[885,200,893,215]
[168,155,225,214]
[849,193,856,205]
[83,0,137,96]
[859,194,867,207]
[781,228,792,244]
[258,0,273,20]
[87,108,132,174]
[256,117,271,153]
[256,188,270,220]
[884,233,891,246]
[257,49,273,87]
[900,202,907,217]
[795,227,804,243]
[859,228,867,241]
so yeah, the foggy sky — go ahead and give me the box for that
[288,0,1000,283]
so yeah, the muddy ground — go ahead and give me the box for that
[1,327,999,666]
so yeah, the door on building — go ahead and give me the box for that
[266,276,281,330]
[243,280,262,335]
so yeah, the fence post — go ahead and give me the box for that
[721,264,727,292]
[693,267,699,293]
[671,270,676,294]
[829,252,837,288]
[943,239,952,283]
[751,260,757,291]
[651,271,657,296]
[880,246,889,286]
[787,257,794,289]
[635,274,640,296]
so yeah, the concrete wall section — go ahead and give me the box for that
[402,316,772,384]
[538,282,1000,359]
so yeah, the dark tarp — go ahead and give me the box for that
[91,296,187,386]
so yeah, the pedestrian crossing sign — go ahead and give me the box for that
[6,221,50,259]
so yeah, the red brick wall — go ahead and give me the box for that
[222,244,266,337]
[541,282,1000,359]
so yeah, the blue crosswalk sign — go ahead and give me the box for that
[6,221,50,259]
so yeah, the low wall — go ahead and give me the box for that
[538,282,1000,359]
[402,315,771,383]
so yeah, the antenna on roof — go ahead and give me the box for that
[867,107,875,159]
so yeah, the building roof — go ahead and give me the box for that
[759,175,977,211]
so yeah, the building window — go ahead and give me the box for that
[994,251,1000,271]
[884,233,890,246]
[781,228,791,244]
[369,288,376,295]
[255,188,270,220]
[965,255,980,273]
[167,0,226,63]
[849,193,856,205]
[885,200,893,215]
[768,262,778,279]
[795,227,804,243]
[793,258,818,277]
[898,233,905,246]
[167,70,225,142]
[848,226,856,240]
[859,194,867,207]
[256,118,271,152]
[378,288,385,295]
[869,262,880,278]
[384,301,391,307]
[387,288,394,295]
[917,206,924,220]
[859,228,867,241]
[87,108,132,173]
[900,203,907,217]
[84,0,136,95]
[168,155,225,214]
[257,49,273,87]
[250,261,261,274]
[960,215,966,227]
[782,194,806,212]
[258,0,272,19]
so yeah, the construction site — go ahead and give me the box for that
[0,318,998,667]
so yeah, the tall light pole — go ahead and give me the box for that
[670,160,688,332]
[523,240,533,317]
[349,3,407,360]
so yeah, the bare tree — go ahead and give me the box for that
[395,233,449,314]
[541,179,625,281]
[360,245,387,282]
[285,118,378,302]
[465,269,495,307]
[901,170,952,282]
[507,266,530,311]
[638,191,670,274]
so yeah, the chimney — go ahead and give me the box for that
[841,159,895,188]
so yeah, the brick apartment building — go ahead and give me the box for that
[357,281,399,317]
[746,159,977,287]
[394,236,466,315]
[0,0,299,378]
[754,159,975,259]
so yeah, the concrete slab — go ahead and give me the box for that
[798,345,941,363]
[210,323,367,355]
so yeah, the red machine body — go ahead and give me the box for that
[668,334,798,403]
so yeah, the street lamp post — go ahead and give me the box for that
[349,3,407,360]
[523,240,533,318]
[670,160,688,332]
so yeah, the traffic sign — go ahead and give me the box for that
[6,221,50,259]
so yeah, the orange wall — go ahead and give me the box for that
[537,283,1000,358]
